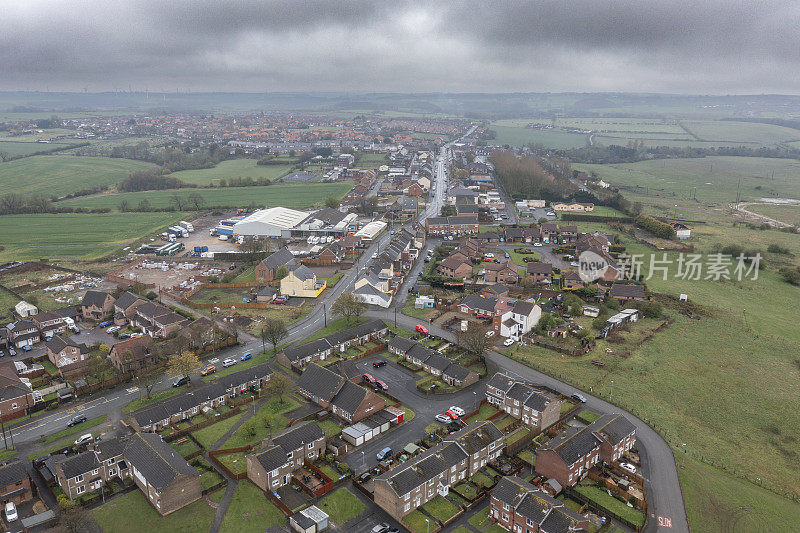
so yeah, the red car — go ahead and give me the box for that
[375,380,388,391]
[415,324,429,334]
[445,410,459,420]
[362,373,376,384]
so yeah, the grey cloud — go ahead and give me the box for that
[0,0,798,94]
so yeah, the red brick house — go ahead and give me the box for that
[437,256,473,280]
[109,336,157,373]
[255,248,297,283]
[0,361,36,421]
[0,461,32,505]
[81,290,115,320]
[45,335,90,378]
[561,271,585,289]
[296,364,385,423]
[489,476,589,533]
[526,262,553,284]
[484,261,518,285]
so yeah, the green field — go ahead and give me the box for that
[218,481,285,533]
[490,123,588,148]
[94,489,216,533]
[683,120,800,145]
[0,155,155,197]
[0,141,79,157]
[0,212,184,261]
[170,159,294,186]
[58,181,353,211]
[746,203,800,227]
[575,156,800,218]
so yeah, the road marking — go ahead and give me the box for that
[209,358,219,364]
[657,516,672,528]
[126,387,139,394]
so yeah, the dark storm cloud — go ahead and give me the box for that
[1,0,798,93]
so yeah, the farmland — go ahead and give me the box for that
[489,122,588,148]
[0,212,184,261]
[746,203,800,227]
[0,155,155,197]
[0,141,79,157]
[57,181,354,211]
[169,158,294,186]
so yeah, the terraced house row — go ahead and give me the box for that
[387,336,479,387]
[278,319,388,368]
[247,421,326,491]
[373,421,504,521]
[485,373,562,432]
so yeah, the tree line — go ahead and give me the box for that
[551,142,800,165]
[489,150,577,201]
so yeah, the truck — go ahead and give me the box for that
[167,226,188,238]
[214,225,233,237]
[178,221,194,232]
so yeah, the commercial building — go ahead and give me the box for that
[232,207,310,238]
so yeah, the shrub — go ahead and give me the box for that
[780,267,800,286]
[634,214,674,239]
[767,243,791,255]
[639,301,663,318]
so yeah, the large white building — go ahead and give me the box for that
[232,207,360,239]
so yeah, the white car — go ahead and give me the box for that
[75,433,93,446]
[485,330,495,338]
[434,414,451,423]
[484,253,495,258]
[222,358,237,368]
[106,326,121,333]
[619,462,637,474]
[449,406,465,416]
[503,338,515,347]
[4,502,17,522]
[533,242,543,247]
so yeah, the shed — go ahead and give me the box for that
[384,406,404,423]
[290,512,316,533]
[301,505,329,531]
[403,443,421,455]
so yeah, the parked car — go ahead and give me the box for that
[449,406,465,416]
[0,350,4,357]
[223,358,237,368]
[372,523,390,533]
[172,376,191,387]
[571,393,587,403]
[376,447,392,461]
[8,349,16,356]
[484,253,494,258]
[240,352,253,361]
[67,414,87,427]
[21,345,32,352]
[444,410,459,420]
[362,373,376,384]
[503,338,515,347]
[619,462,637,474]
[106,326,121,333]
[435,414,450,423]
[485,330,495,338]
[4,502,17,522]
[415,324,428,334]
[130,332,143,338]
[533,242,543,247]
[375,380,388,391]
[388,527,400,533]
[201,365,217,376]
[373,360,387,368]
[75,433,93,446]
[98,320,114,328]
[117,332,131,339]
[504,252,510,258]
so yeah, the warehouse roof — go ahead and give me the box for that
[235,207,309,230]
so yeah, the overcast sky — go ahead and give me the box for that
[2,0,799,94]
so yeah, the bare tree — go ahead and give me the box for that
[456,323,493,363]
[188,191,205,210]
[265,372,293,405]
[331,292,366,324]
[261,319,288,356]
[169,192,187,211]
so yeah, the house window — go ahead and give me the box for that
[92,469,99,475]
[503,503,510,511]
[272,479,279,487]
[308,442,313,449]
[404,503,410,512]
[109,469,116,476]
[75,474,84,483]
[108,458,115,465]
[11,403,16,409]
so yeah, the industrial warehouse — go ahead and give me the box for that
[217,206,360,240]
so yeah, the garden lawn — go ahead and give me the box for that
[93,489,215,533]
[42,415,107,445]
[318,488,366,525]
[574,485,644,528]
[471,472,494,490]
[217,451,248,475]
[171,438,201,458]
[403,510,432,533]
[317,462,341,481]
[219,481,285,533]
[192,412,245,448]
[222,396,299,449]
[402,304,435,320]
[422,495,460,522]
[301,317,367,343]
[469,511,489,530]
[464,404,501,423]
[318,419,342,438]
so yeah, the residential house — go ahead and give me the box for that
[503,227,525,243]
[425,215,479,237]
[480,284,509,299]
[280,265,326,298]
[485,373,561,432]
[247,421,326,492]
[109,336,156,373]
[32,311,68,338]
[255,248,297,283]
[354,283,392,308]
[0,361,36,421]
[559,225,578,243]
[53,437,129,500]
[540,224,558,244]
[317,243,345,264]
[125,432,201,515]
[131,302,189,338]
[295,363,385,423]
[387,337,478,388]
[561,271,585,290]
[373,421,504,521]
[113,291,147,324]
[0,461,33,505]
[489,476,589,533]
[609,283,646,301]
[437,256,473,280]
[459,294,497,319]
[526,262,553,284]
[535,414,636,487]
[484,261,518,285]
[81,290,115,320]
[278,320,388,368]
[45,335,90,378]
[551,202,594,212]
[6,320,40,348]
[494,300,542,339]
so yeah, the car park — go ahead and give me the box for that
[376,447,392,461]
[444,410,459,419]
[240,352,253,361]
[201,365,217,376]
[375,380,388,391]
[373,360,387,368]
[4,502,17,522]
[449,406,465,416]
[619,462,637,474]
[173,376,191,387]
[75,433,93,446]
[67,414,87,427]
[362,373,376,384]
[222,358,237,367]
[572,393,587,403]
[503,338,515,347]
[435,414,451,423]
[415,324,428,334]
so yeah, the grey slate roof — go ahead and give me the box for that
[114,292,145,312]
[59,451,99,479]
[271,421,325,453]
[377,441,467,496]
[539,426,602,465]
[526,262,553,275]
[290,264,316,281]
[124,432,198,491]
[387,336,415,354]
[81,290,111,308]
[461,294,496,313]
[609,283,646,299]
[254,445,289,473]
[0,461,28,488]
[45,335,87,354]
[330,381,368,415]
[444,420,503,454]
[283,339,332,362]
[589,413,636,445]
[95,437,126,460]
[296,364,344,402]
[261,248,297,271]
[442,363,473,382]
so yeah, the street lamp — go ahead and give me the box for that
[681,442,687,469]
[425,518,430,533]
[361,451,365,470]
[610,380,614,401]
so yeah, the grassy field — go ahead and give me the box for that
[683,120,800,145]
[222,395,300,449]
[746,203,800,226]
[0,212,185,261]
[170,159,294,186]
[192,412,245,448]
[0,140,79,157]
[510,221,800,528]
[574,156,800,218]
[218,481,285,533]
[318,488,366,525]
[94,489,216,533]
[489,123,588,148]
[58,181,354,211]
[0,155,155,197]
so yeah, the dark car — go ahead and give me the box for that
[67,415,87,427]
[373,360,387,368]
[172,376,191,387]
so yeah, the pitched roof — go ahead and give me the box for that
[283,338,332,362]
[253,445,289,473]
[124,432,197,491]
[95,437,126,460]
[82,290,111,308]
[444,420,503,454]
[461,294,496,313]
[512,301,536,316]
[261,247,297,270]
[45,335,87,354]
[289,264,316,281]
[609,284,646,299]
[538,426,601,465]
[376,441,467,497]
[58,451,99,479]
[111,336,153,363]
[330,381,369,415]
[589,413,636,446]
[296,364,344,402]
[526,262,553,275]
[442,363,473,381]
[271,421,325,452]
[0,461,28,488]
[388,336,416,353]
[114,291,145,311]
